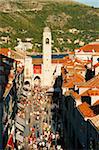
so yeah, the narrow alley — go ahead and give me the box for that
[16,82,63,150]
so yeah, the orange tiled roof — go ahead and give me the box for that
[69,51,75,55]
[77,43,99,52]
[0,48,25,59]
[63,80,74,88]
[78,102,96,117]
[63,57,87,76]
[74,73,85,81]
[63,73,85,88]
[78,75,99,88]
[74,68,85,72]
[63,61,74,66]
[79,89,99,98]
[75,58,92,65]
[88,90,99,96]
[80,90,89,97]
[0,48,11,56]
[74,64,84,68]
[71,91,79,99]
[74,58,84,64]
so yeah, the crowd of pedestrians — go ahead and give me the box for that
[26,85,63,150]
[15,81,63,150]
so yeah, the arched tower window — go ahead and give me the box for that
[46,38,49,44]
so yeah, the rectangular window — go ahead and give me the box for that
[33,65,42,74]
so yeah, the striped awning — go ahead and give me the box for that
[15,122,24,132]
[16,115,25,127]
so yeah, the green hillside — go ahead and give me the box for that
[0,0,99,52]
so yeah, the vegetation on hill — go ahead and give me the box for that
[0,0,99,52]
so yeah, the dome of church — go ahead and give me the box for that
[44,27,51,32]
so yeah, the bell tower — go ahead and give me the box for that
[42,27,52,87]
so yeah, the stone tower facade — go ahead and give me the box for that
[42,27,52,87]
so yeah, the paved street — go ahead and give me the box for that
[22,85,64,150]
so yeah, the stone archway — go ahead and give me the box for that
[24,80,30,86]
[34,76,41,86]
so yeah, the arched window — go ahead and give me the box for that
[34,76,41,86]
[34,76,41,80]
[46,38,49,44]
[24,81,30,85]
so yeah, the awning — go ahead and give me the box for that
[16,133,24,143]
[16,115,25,127]
[15,122,24,132]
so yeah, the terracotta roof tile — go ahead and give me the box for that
[78,75,99,88]
[74,58,84,64]
[77,89,99,99]
[0,48,11,56]
[77,43,99,52]
[78,102,96,117]
[0,48,25,59]
[63,80,74,88]
[74,73,85,82]
[63,57,87,76]
[88,90,99,96]
[71,91,79,99]
[63,73,85,88]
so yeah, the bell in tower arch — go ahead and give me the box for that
[46,38,49,44]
